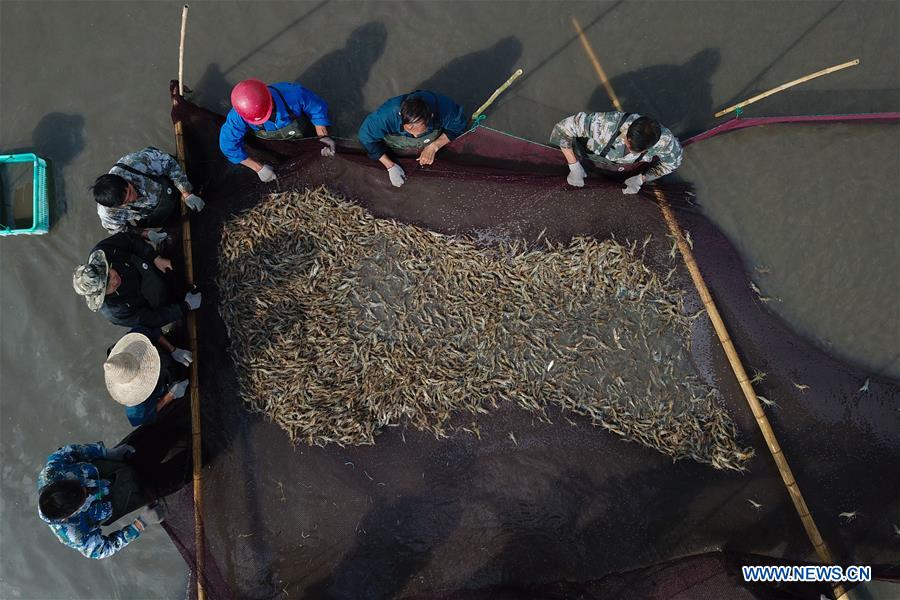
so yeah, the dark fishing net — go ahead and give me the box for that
[164,84,900,599]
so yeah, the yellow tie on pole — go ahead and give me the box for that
[570,16,850,600]
[715,59,859,118]
[472,69,524,122]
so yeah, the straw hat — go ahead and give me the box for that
[104,332,161,406]
[72,250,109,312]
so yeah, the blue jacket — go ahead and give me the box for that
[219,82,332,164]
[37,442,143,559]
[357,91,468,160]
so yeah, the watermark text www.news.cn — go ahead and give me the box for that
[742,565,871,583]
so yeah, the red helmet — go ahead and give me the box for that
[231,79,273,125]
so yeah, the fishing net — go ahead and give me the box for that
[164,83,900,599]
[218,187,751,469]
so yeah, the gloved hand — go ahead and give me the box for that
[136,503,166,527]
[622,174,644,195]
[183,194,205,212]
[319,136,336,157]
[567,162,587,187]
[146,229,168,246]
[387,164,406,188]
[170,348,193,366]
[257,164,277,183]
[184,290,202,310]
[168,379,189,399]
[106,444,135,461]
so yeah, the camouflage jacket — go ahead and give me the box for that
[37,442,142,559]
[549,111,683,181]
[96,147,192,234]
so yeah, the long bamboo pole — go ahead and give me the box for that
[652,192,848,600]
[175,5,206,600]
[471,68,524,121]
[570,18,849,600]
[714,59,859,118]
[571,16,622,112]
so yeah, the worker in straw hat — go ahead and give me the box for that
[357,90,468,187]
[37,405,194,559]
[104,327,191,427]
[549,111,683,192]
[72,232,201,328]
[219,78,335,183]
[92,146,204,245]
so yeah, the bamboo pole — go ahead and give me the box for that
[178,5,188,97]
[472,68,524,122]
[652,191,848,600]
[174,116,206,600]
[715,59,859,118]
[174,5,205,599]
[569,19,850,599]
[571,16,622,112]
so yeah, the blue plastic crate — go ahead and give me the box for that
[0,153,49,236]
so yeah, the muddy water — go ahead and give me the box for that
[0,1,897,598]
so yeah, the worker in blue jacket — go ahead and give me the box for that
[358,90,468,187]
[219,79,335,183]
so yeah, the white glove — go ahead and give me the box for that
[623,174,644,195]
[319,136,336,157]
[146,229,168,245]
[106,444,135,461]
[387,164,406,187]
[257,164,277,183]
[137,503,166,527]
[567,162,586,187]
[184,290,202,310]
[168,379,189,399]
[184,193,205,212]
[170,348,193,366]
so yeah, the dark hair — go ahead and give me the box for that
[91,174,129,207]
[399,97,431,126]
[626,117,662,152]
[39,480,86,520]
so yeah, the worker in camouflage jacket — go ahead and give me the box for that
[549,111,683,193]
[92,147,204,244]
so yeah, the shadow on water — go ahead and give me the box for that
[4,112,85,229]
[189,22,388,140]
[587,48,721,139]
[295,22,388,136]
[191,62,236,115]
[221,0,331,78]
[514,1,625,89]
[415,36,523,116]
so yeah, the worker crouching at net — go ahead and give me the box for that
[36,404,193,559]
[550,111,683,193]
[219,78,335,183]
[104,328,192,427]
[92,146,205,247]
[72,232,202,329]
[358,90,467,187]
